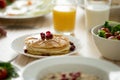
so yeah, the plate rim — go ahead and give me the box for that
[11,33,81,58]
[22,56,120,79]
[0,0,52,19]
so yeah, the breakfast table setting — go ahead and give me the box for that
[0,0,120,80]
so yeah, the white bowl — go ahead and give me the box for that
[91,22,120,61]
[22,56,120,80]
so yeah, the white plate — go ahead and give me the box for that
[0,0,52,19]
[22,56,120,80]
[11,33,81,58]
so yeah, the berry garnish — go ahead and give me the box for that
[40,32,45,40]
[70,45,75,51]
[70,42,74,45]
[24,49,28,53]
[40,31,53,40]
[74,72,81,77]
[69,73,73,76]
[46,33,53,40]
[61,74,66,78]
[46,31,53,40]
[46,31,51,35]
[69,42,75,51]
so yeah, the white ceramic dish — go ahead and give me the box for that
[22,56,120,80]
[91,21,120,61]
[11,33,81,58]
[0,0,52,19]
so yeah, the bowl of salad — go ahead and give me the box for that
[91,21,120,61]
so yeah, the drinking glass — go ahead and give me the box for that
[52,0,77,35]
[85,0,111,32]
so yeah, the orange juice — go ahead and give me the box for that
[53,5,76,34]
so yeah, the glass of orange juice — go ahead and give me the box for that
[52,0,77,35]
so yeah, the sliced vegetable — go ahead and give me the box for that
[97,21,120,40]
[98,29,105,38]
[0,62,18,80]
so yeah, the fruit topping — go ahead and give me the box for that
[40,31,53,40]
[40,32,45,40]
[24,49,28,53]
[69,42,75,51]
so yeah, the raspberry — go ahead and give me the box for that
[24,49,28,53]
[40,31,53,40]
[74,72,81,77]
[69,42,74,45]
[46,31,53,40]
[70,45,75,51]
[61,74,66,78]
[40,32,45,40]
[46,31,51,35]
[46,33,53,40]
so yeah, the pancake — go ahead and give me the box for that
[24,34,74,56]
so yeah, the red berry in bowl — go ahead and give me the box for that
[61,74,66,78]
[74,72,81,77]
[69,73,73,76]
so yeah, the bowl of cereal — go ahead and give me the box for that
[22,56,120,80]
[91,21,120,61]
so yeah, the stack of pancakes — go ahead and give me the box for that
[24,34,71,56]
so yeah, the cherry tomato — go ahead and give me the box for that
[0,0,7,8]
[0,67,8,79]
